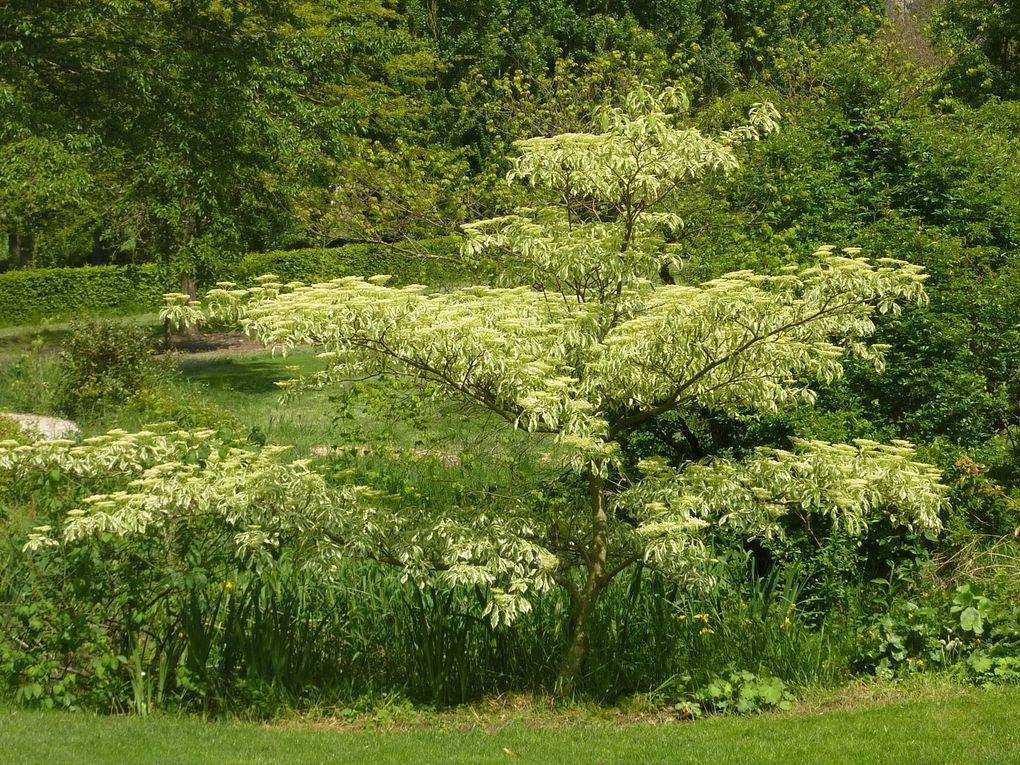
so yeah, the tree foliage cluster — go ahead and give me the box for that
[1,0,885,275]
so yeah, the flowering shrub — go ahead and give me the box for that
[0,425,367,711]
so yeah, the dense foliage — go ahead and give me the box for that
[1,0,887,274]
[2,0,1020,719]
[230,237,465,285]
[55,321,176,419]
[0,265,167,327]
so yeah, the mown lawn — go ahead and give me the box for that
[3,685,1019,765]
[0,317,542,461]
[176,348,547,459]
[176,349,338,454]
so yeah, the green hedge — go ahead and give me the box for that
[0,264,168,328]
[0,237,471,328]
[230,237,470,286]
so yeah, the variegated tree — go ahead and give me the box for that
[185,87,943,691]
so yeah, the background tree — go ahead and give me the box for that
[0,0,435,277]
[931,0,1020,101]
[696,40,1020,529]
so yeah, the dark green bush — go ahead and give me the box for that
[230,237,468,286]
[56,320,173,419]
[0,265,168,327]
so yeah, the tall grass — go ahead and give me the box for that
[0,335,61,415]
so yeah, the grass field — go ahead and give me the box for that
[0,317,547,461]
[176,349,542,459]
[2,684,1018,764]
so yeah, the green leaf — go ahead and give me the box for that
[960,606,984,635]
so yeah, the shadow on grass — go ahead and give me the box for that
[0,327,71,352]
[178,356,300,395]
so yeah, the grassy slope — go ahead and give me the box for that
[177,350,337,453]
[176,349,548,459]
[0,316,543,458]
[3,685,1019,764]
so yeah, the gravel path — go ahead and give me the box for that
[3,413,80,440]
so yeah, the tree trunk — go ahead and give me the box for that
[178,273,200,341]
[659,261,676,285]
[556,470,610,695]
[90,228,105,265]
[558,582,599,695]
[8,231,20,267]
[18,233,34,267]
[180,273,197,300]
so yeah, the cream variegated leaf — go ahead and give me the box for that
[11,86,949,634]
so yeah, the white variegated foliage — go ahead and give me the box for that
[615,438,945,584]
[137,87,947,631]
[159,292,204,334]
[463,87,779,299]
[3,426,558,625]
[5,426,358,563]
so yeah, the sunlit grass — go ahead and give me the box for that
[3,684,1019,764]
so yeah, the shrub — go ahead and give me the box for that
[0,415,25,441]
[56,320,173,419]
[856,581,1020,681]
[0,239,467,329]
[0,265,167,327]
[0,426,366,713]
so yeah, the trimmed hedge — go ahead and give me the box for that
[0,237,471,327]
[0,264,168,328]
[230,237,470,286]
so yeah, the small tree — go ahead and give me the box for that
[193,87,945,691]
